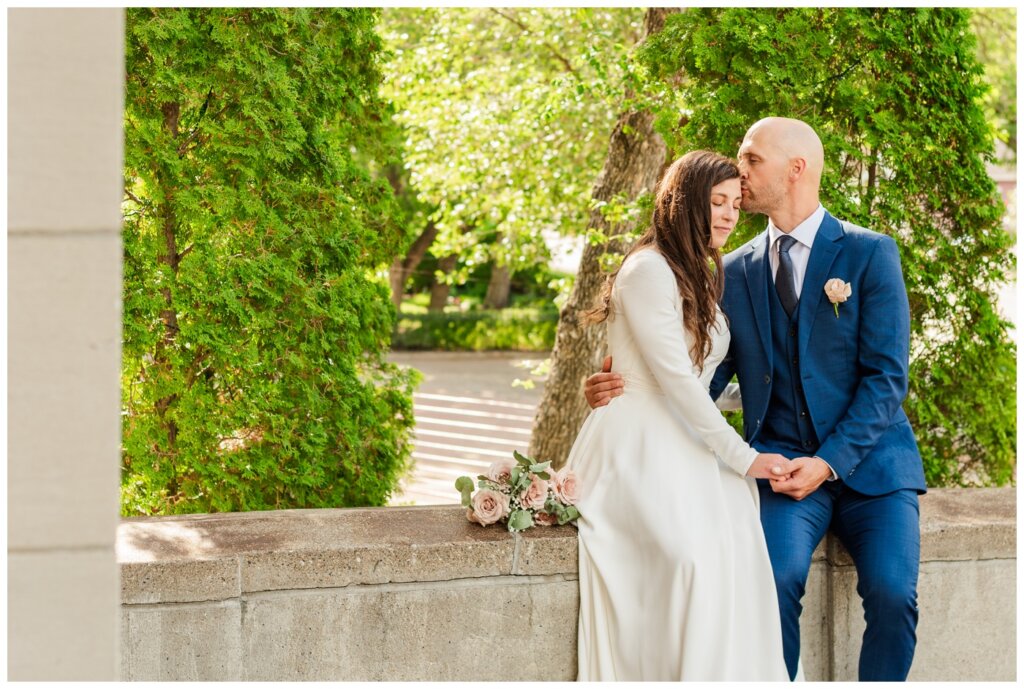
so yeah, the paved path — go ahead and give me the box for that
[386,351,548,505]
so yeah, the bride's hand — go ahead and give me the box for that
[747,453,794,480]
[584,356,624,408]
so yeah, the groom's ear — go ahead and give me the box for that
[788,157,808,181]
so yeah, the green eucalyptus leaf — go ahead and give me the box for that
[559,506,580,525]
[508,509,534,532]
[455,476,475,507]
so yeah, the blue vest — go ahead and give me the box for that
[759,267,820,455]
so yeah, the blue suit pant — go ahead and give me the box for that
[758,480,920,681]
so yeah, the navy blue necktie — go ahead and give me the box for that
[775,235,798,317]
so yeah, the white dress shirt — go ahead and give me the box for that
[767,204,825,296]
[766,204,838,481]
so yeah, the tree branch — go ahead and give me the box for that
[124,189,146,206]
[178,88,214,157]
[490,9,576,74]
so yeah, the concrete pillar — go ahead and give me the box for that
[8,8,124,680]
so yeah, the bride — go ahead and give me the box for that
[567,150,791,681]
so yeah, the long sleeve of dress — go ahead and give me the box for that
[615,251,758,477]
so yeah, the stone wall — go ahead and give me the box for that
[9,9,124,680]
[117,488,1015,681]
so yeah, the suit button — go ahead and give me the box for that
[793,357,798,365]
[803,440,813,448]
[764,375,771,384]
[790,327,796,337]
[800,411,807,418]
[756,419,761,426]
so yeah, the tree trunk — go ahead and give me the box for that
[154,101,183,492]
[528,8,676,469]
[428,254,458,311]
[484,262,512,309]
[389,221,438,309]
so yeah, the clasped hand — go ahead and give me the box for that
[749,454,831,501]
[765,455,833,501]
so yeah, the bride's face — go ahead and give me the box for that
[709,177,742,249]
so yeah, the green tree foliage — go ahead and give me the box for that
[971,8,1016,161]
[122,8,418,515]
[380,8,644,291]
[642,8,1015,485]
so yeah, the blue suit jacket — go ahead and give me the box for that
[710,211,927,496]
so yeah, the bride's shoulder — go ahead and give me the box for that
[610,248,675,298]
[620,247,671,275]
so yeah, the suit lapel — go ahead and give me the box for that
[742,231,773,361]
[797,212,844,362]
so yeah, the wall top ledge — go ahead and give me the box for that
[117,488,1014,605]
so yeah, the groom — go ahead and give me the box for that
[584,117,926,681]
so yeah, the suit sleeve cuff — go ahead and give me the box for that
[814,456,839,482]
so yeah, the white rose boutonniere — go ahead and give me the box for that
[824,278,852,318]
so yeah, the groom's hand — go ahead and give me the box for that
[769,456,832,501]
[584,356,624,408]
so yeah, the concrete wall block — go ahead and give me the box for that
[118,507,520,592]
[799,560,830,681]
[908,559,1016,681]
[241,578,579,681]
[829,565,861,681]
[121,600,242,681]
[121,558,240,605]
[242,540,515,593]
[8,8,125,233]
[9,550,119,680]
[918,488,1016,562]
[513,526,577,575]
[8,233,123,550]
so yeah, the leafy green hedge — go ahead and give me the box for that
[121,9,418,515]
[393,308,558,351]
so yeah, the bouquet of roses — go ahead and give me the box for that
[455,450,580,532]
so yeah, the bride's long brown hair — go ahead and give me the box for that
[585,150,739,371]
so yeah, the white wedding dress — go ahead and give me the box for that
[567,248,789,681]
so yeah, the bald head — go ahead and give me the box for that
[745,117,824,183]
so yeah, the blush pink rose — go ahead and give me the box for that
[485,457,518,484]
[824,278,852,304]
[520,473,549,510]
[552,467,580,505]
[534,511,559,527]
[467,489,510,526]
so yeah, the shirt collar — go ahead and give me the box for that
[767,204,825,250]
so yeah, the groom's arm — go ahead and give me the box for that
[814,236,911,478]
